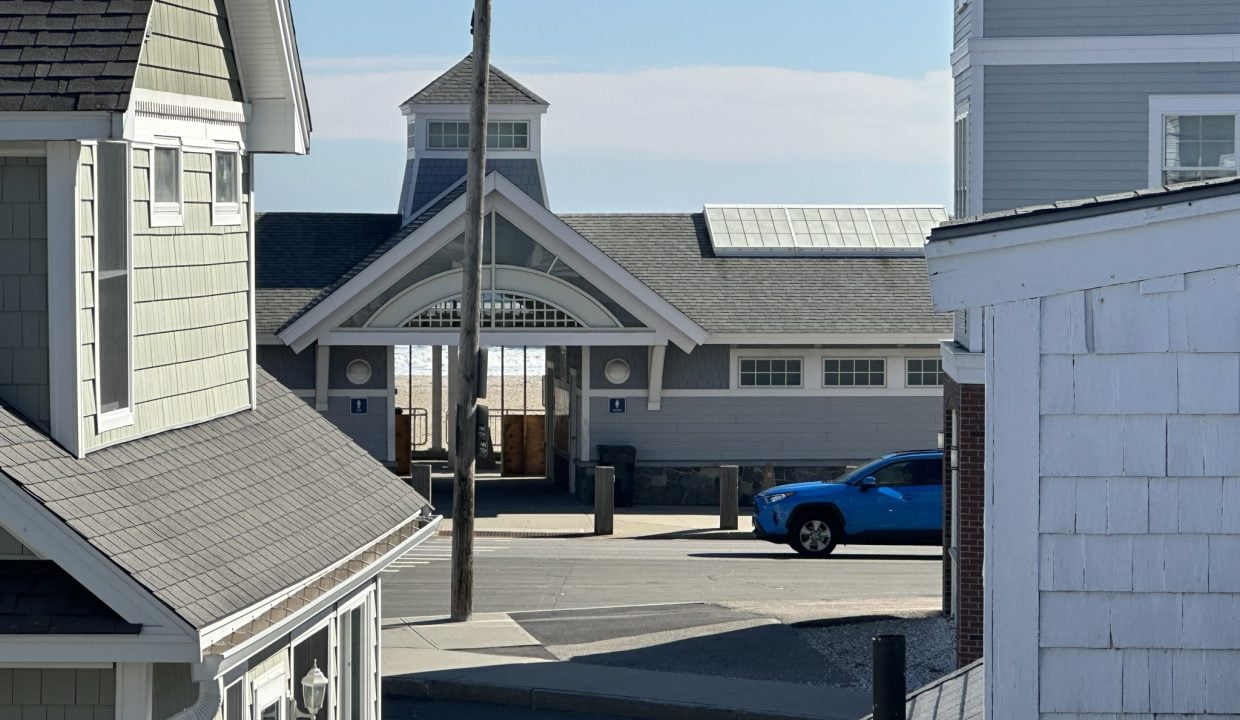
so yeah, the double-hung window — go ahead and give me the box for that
[149,142,182,227]
[1150,96,1240,186]
[96,141,132,431]
[906,358,945,387]
[823,358,885,387]
[212,147,242,225]
[738,358,802,388]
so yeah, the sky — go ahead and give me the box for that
[256,0,954,215]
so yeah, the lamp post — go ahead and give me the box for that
[293,660,329,719]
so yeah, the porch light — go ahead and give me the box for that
[298,660,329,718]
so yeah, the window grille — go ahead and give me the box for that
[907,358,946,387]
[739,358,802,387]
[404,292,582,328]
[823,358,886,387]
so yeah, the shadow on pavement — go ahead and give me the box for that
[430,473,588,519]
[687,551,942,561]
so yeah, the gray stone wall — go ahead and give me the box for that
[576,463,847,506]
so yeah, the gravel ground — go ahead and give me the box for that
[798,615,955,691]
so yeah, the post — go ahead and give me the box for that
[872,634,906,720]
[450,0,491,623]
[594,466,614,536]
[719,465,739,530]
[411,463,433,504]
[432,345,443,451]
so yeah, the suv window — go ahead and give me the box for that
[872,458,941,487]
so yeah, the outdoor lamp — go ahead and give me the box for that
[296,660,329,718]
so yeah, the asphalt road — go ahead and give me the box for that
[381,535,941,618]
[385,698,628,720]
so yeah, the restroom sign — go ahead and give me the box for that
[609,398,626,414]
[351,398,368,414]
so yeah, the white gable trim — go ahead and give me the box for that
[953,34,1240,75]
[926,192,1240,311]
[278,173,708,352]
[221,0,310,154]
[0,476,198,639]
[0,633,199,664]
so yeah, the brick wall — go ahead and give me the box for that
[942,375,985,667]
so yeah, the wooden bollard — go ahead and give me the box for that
[594,466,615,536]
[410,464,433,504]
[720,465,739,530]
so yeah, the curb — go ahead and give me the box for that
[435,528,756,540]
[436,529,592,539]
[383,676,821,720]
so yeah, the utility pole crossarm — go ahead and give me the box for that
[451,0,491,623]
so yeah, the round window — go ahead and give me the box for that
[604,358,631,385]
[345,359,372,385]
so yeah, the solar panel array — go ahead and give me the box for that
[703,205,949,256]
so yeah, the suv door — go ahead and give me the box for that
[845,457,942,536]
[897,458,944,534]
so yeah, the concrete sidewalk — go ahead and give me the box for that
[382,612,871,720]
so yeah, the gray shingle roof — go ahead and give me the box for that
[255,212,402,335]
[561,213,949,336]
[933,176,1240,241]
[0,370,429,629]
[0,1,151,112]
[270,182,468,334]
[404,55,548,106]
[0,560,140,634]
[864,659,983,720]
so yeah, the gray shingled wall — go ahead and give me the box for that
[0,668,117,719]
[0,156,49,430]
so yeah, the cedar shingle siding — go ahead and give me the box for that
[0,0,150,111]
[134,0,242,102]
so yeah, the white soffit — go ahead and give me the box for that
[704,204,948,257]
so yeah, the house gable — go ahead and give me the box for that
[277,173,708,352]
[134,0,244,102]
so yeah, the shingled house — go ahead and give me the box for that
[0,3,433,719]
[257,57,952,507]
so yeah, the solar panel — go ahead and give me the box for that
[703,204,949,256]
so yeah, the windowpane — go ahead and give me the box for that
[824,358,886,387]
[739,358,802,387]
[1164,114,1239,184]
[97,141,129,415]
[906,358,944,387]
[214,151,238,204]
[223,683,241,720]
[294,627,330,719]
[153,147,178,204]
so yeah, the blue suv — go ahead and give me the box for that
[753,450,943,556]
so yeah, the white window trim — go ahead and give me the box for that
[823,356,888,389]
[736,355,805,389]
[211,145,243,226]
[905,357,945,388]
[145,139,183,228]
[95,141,135,435]
[338,588,377,720]
[425,118,531,151]
[1148,94,1240,188]
[725,347,942,396]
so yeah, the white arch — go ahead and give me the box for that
[364,266,621,329]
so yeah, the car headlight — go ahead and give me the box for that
[764,491,795,503]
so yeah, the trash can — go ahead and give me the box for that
[597,444,636,507]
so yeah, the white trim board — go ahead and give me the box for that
[47,140,82,457]
[595,387,944,399]
[926,192,1240,310]
[1146,94,1240,188]
[321,329,661,348]
[940,340,985,386]
[0,112,113,141]
[954,34,1240,74]
[706,332,943,346]
[0,634,199,664]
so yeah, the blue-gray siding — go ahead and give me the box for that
[0,157,48,430]
[329,345,388,390]
[984,0,1240,38]
[589,346,647,390]
[257,344,314,389]
[954,0,974,49]
[589,395,941,464]
[983,63,1240,212]
[321,395,388,460]
[665,345,729,390]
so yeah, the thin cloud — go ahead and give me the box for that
[303,62,952,166]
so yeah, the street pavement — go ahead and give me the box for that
[385,698,629,720]
[381,535,941,617]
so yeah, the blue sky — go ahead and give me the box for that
[257,0,954,214]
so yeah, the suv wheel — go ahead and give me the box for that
[789,512,840,557]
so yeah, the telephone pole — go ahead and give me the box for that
[450,0,491,623]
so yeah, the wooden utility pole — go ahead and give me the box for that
[451,0,491,623]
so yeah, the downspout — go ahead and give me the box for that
[166,678,222,720]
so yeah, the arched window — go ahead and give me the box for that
[404,291,583,328]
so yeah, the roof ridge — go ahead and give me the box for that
[404,54,549,106]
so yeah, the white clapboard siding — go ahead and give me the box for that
[1028,264,1240,715]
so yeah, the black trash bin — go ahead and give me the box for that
[597,444,636,507]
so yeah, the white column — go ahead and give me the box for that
[647,345,667,411]
[315,343,330,412]
[432,345,444,451]
[115,662,152,720]
[46,140,81,456]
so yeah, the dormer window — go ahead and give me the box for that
[427,120,529,150]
